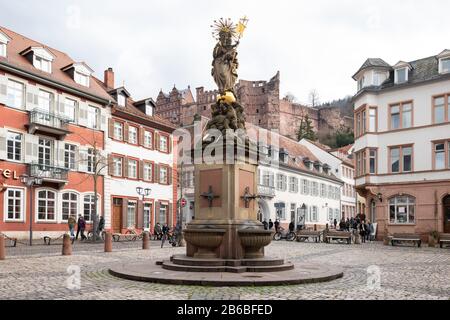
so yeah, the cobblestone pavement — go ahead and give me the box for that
[0,241,449,300]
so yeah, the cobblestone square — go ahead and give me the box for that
[0,241,449,300]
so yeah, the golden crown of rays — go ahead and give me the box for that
[211,16,249,41]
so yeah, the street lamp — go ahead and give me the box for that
[136,187,151,229]
[20,174,43,246]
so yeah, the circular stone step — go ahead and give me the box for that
[109,262,343,286]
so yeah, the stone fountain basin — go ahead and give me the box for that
[183,228,226,248]
[238,229,274,249]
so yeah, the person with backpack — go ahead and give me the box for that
[76,215,87,241]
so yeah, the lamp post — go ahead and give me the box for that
[136,187,151,230]
[20,174,43,246]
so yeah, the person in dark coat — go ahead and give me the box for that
[262,220,268,230]
[269,219,274,230]
[359,222,366,243]
[333,219,338,229]
[274,220,280,232]
[289,221,295,232]
[76,215,86,241]
[161,223,170,248]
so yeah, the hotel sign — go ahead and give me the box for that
[0,169,20,180]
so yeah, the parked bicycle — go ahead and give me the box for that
[273,226,296,241]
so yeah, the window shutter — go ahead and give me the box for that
[154,163,159,183]
[123,157,129,178]
[167,166,172,185]
[122,198,129,230]
[78,148,88,172]
[78,102,88,126]
[123,123,129,142]
[25,85,39,111]
[58,141,66,168]
[108,155,114,176]
[154,131,160,151]
[139,160,144,180]
[100,114,107,131]
[155,201,161,224]
[168,202,173,227]
[24,134,39,163]
[0,76,8,105]
[137,200,144,229]
[108,119,114,139]
[0,128,6,160]
[167,135,172,153]
[139,127,145,146]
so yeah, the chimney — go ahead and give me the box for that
[104,68,114,89]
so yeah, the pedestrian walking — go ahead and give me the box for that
[359,222,366,243]
[68,215,76,238]
[161,223,170,248]
[269,219,274,230]
[262,220,268,230]
[76,215,86,241]
[333,219,337,230]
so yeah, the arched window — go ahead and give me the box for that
[389,195,415,224]
[62,192,78,221]
[83,194,96,222]
[37,190,56,221]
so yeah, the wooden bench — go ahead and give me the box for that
[391,233,421,247]
[439,233,450,248]
[325,231,352,244]
[112,229,142,242]
[0,233,17,247]
[296,230,322,243]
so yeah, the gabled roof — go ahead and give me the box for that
[109,86,131,98]
[352,58,391,79]
[61,62,94,74]
[393,61,412,69]
[0,26,112,102]
[20,46,56,61]
[437,49,450,58]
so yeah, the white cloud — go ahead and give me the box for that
[1,0,450,104]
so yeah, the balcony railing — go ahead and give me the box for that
[28,109,71,136]
[258,184,276,198]
[29,163,69,183]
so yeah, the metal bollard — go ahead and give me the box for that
[104,232,112,252]
[142,231,149,250]
[62,234,72,256]
[0,235,5,260]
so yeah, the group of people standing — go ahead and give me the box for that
[262,219,280,232]
[67,214,105,240]
[334,215,375,242]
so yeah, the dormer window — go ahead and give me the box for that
[395,68,408,84]
[62,62,93,87]
[0,31,10,58]
[440,58,450,74]
[118,93,126,107]
[357,76,365,91]
[35,56,51,73]
[75,72,89,87]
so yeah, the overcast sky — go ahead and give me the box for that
[1,0,449,104]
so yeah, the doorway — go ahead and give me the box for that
[444,195,450,233]
[112,198,123,233]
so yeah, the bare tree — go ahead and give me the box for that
[309,89,320,108]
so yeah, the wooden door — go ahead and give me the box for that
[112,199,123,233]
[444,196,450,234]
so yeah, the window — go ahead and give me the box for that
[38,138,52,166]
[369,149,377,174]
[290,203,296,222]
[390,145,413,173]
[0,42,6,57]
[38,90,52,113]
[37,190,56,221]
[335,209,340,220]
[118,93,126,107]
[128,159,138,179]
[311,206,318,222]
[289,177,298,193]
[65,98,76,122]
[6,79,24,109]
[301,179,309,195]
[113,157,123,176]
[83,194,96,221]
[440,58,450,74]
[87,106,99,129]
[62,192,78,221]
[277,174,287,191]
[158,204,168,224]
[113,122,123,140]
[275,203,286,220]
[369,107,377,132]
[64,144,77,170]
[320,184,326,197]
[127,201,136,228]
[74,72,89,87]
[35,56,51,73]
[389,196,415,224]
[159,135,168,152]
[434,141,450,170]
[433,96,449,124]
[311,182,319,196]
[144,130,153,148]
[357,76,364,91]
[144,203,152,229]
[159,166,168,184]
[87,148,95,173]
[128,126,138,144]
[328,208,333,221]
[328,185,333,199]
[7,131,22,161]
[143,162,153,181]
[5,188,23,221]
[390,102,413,130]
[395,68,408,84]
